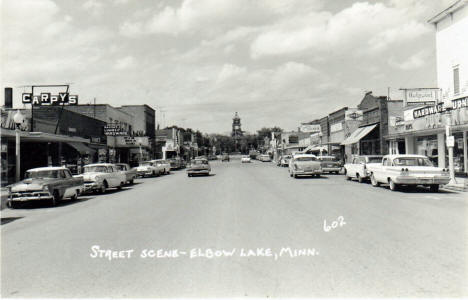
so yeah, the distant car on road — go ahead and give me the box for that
[136,161,160,177]
[366,154,450,192]
[277,155,291,167]
[79,163,126,193]
[241,156,251,163]
[221,153,230,162]
[208,154,218,160]
[152,159,171,175]
[344,155,382,182]
[168,157,184,170]
[7,167,84,207]
[259,154,271,162]
[187,158,211,177]
[318,156,342,174]
[288,154,322,178]
[114,163,137,185]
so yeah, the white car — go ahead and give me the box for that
[288,154,322,178]
[78,163,126,193]
[366,154,450,192]
[241,156,251,163]
[136,161,161,177]
[344,155,382,182]
[259,154,271,162]
[151,159,171,175]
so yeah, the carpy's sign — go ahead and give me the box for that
[22,93,78,105]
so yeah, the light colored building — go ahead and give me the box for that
[402,1,468,174]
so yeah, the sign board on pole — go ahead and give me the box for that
[446,136,455,147]
[22,93,78,105]
[403,88,439,104]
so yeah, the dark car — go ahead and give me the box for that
[318,156,342,174]
[7,167,84,207]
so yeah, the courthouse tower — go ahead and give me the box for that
[231,112,243,137]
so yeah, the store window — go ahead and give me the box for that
[416,135,439,165]
[454,132,465,174]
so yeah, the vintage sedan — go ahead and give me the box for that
[277,155,292,167]
[366,154,450,192]
[344,155,383,182]
[241,156,251,163]
[259,154,272,162]
[187,158,211,177]
[152,159,171,175]
[136,161,160,177]
[288,154,322,178]
[7,167,84,207]
[318,156,342,174]
[114,163,137,185]
[78,163,126,193]
[221,153,230,162]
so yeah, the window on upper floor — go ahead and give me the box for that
[453,66,460,95]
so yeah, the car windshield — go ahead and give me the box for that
[84,166,108,173]
[393,157,433,167]
[114,165,126,171]
[367,157,383,163]
[25,170,60,179]
[319,157,337,161]
[295,156,316,161]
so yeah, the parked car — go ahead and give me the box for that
[366,154,450,192]
[152,159,171,175]
[187,158,211,176]
[318,156,342,174]
[259,154,271,162]
[7,167,84,207]
[208,154,218,160]
[114,163,137,185]
[277,155,292,167]
[79,163,126,193]
[288,154,322,178]
[249,150,259,160]
[344,155,383,182]
[168,157,184,170]
[221,153,230,162]
[136,161,160,177]
[241,156,251,163]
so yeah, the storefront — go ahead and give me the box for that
[387,98,468,174]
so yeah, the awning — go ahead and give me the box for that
[341,124,378,145]
[304,145,328,153]
[67,142,96,156]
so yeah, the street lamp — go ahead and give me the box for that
[13,110,25,182]
[444,107,457,185]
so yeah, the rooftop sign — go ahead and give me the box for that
[22,93,78,105]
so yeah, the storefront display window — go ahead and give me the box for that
[416,135,439,165]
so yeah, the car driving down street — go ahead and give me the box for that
[187,158,211,176]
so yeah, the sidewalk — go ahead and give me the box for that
[442,177,468,192]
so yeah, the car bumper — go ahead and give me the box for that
[188,170,210,174]
[137,171,153,177]
[322,167,341,172]
[393,176,450,185]
[294,169,322,175]
[9,194,53,202]
[83,182,101,192]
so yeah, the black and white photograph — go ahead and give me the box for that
[1,0,467,299]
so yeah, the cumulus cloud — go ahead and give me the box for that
[388,49,432,70]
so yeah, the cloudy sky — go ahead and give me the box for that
[1,0,454,133]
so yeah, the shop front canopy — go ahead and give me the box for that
[66,142,96,156]
[303,145,328,153]
[341,124,378,145]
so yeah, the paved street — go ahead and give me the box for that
[1,159,467,298]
